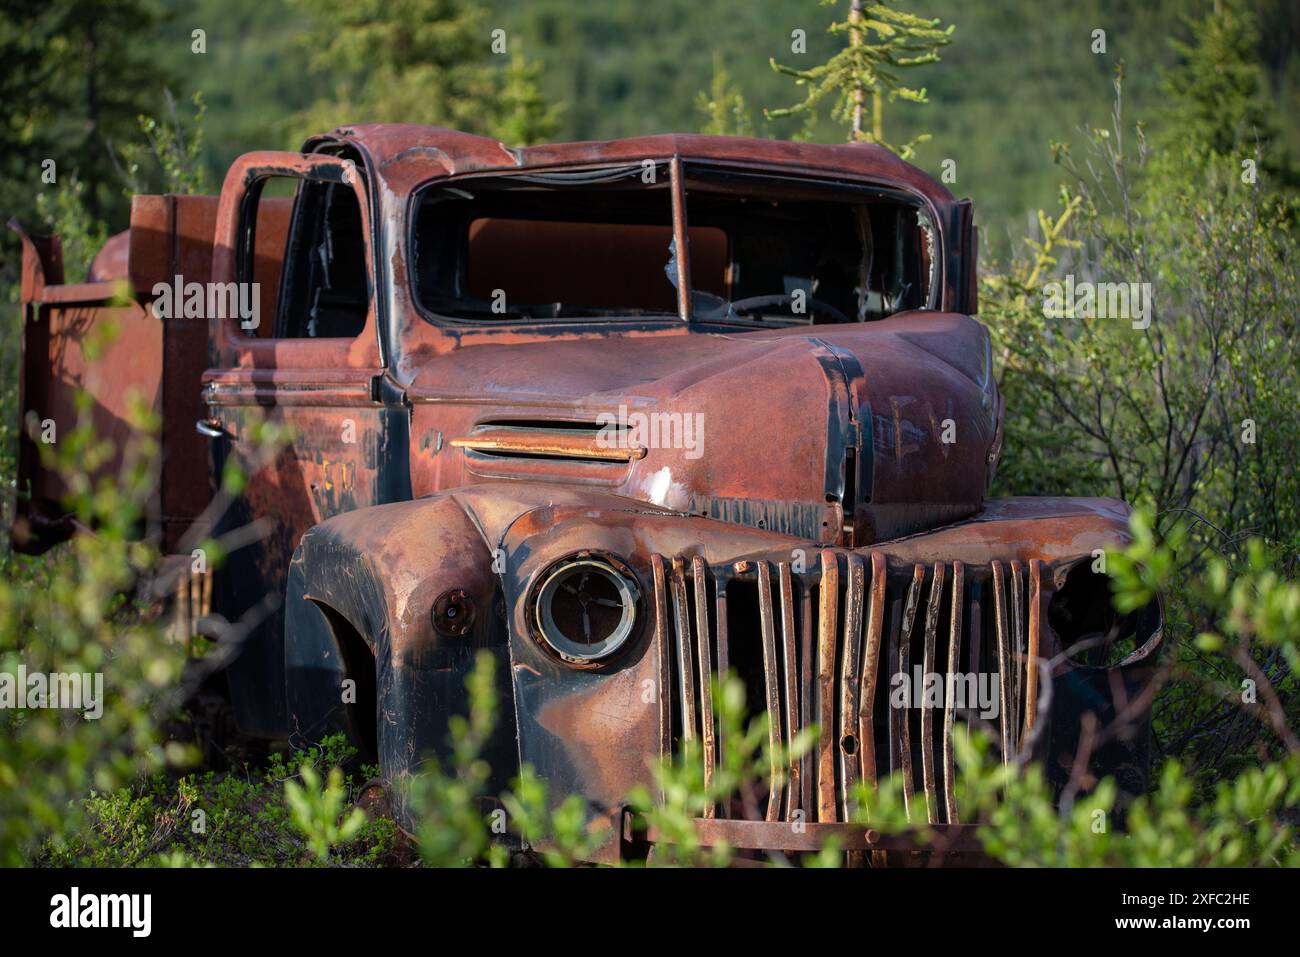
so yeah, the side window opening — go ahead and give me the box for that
[243,173,369,340]
[278,180,369,338]
[862,204,927,320]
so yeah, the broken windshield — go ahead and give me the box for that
[408,162,936,325]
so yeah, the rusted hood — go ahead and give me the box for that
[406,311,999,544]
[406,311,990,404]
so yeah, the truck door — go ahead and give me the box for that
[201,151,409,739]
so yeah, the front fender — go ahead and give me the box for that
[285,482,786,855]
[285,491,515,804]
[284,482,693,840]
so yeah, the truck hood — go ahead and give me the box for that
[404,311,999,544]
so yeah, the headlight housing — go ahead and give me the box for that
[1048,558,1161,668]
[529,551,641,666]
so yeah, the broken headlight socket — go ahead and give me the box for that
[432,587,476,638]
[528,551,642,667]
[1048,559,1154,668]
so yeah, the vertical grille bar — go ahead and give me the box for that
[757,561,783,822]
[649,550,1046,829]
[1023,559,1043,742]
[920,562,946,824]
[859,551,887,794]
[1009,559,1025,755]
[886,595,901,778]
[816,549,840,822]
[991,560,1012,767]
[691,555,716,817]
[897,564,925,820]
[670,557,697,744]
[943,561,964,824]
[715,572,730,812]
[838,553,865,818]
[798,578,814,817]
[777,562,801,820]
[651,555,672,790]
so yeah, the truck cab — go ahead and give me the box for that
[11,126,1163,861]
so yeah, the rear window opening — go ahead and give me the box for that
[409,163,938,325]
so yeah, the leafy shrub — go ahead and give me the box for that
[285,764,367,862]
[1,399,182,866]
[982,4,1299,788]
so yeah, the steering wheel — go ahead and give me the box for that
[729,293,853,325]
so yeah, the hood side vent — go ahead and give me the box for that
[452,420,645,476]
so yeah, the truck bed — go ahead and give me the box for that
[10,195,220,552]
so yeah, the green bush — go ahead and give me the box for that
[982,4,1298,789]
[1,399,183,866]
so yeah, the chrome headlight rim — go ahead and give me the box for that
[527,550,643,667]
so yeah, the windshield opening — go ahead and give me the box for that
[411,163,706,321]
[408,162,936,326]
[680,164,937,324]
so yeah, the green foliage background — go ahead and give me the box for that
[1,0,1298,867]
[3,0,1298,247]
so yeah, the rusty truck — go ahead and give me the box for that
[10,126,1163,862]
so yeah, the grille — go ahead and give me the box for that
[650,550,1044,826]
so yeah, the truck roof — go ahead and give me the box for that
[308,123,957,209]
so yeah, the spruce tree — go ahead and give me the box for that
[1159,0,1297,189]
[766,0,953,157]
[290,0,557,146]
[0,0,166,228]
[493,42,563,146]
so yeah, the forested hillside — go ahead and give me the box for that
[7,0,1291,250]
